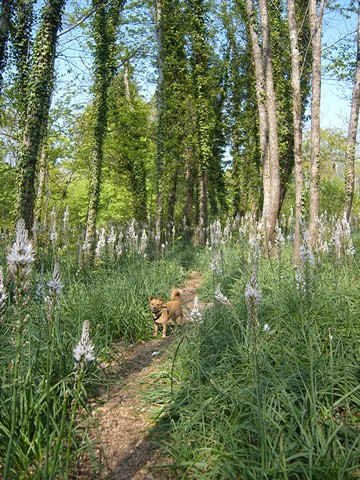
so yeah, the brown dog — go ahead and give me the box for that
[149,288,185,337]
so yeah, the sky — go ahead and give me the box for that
[321,2,357,130]
[54,0,358,133]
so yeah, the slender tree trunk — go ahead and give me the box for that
[345,4,360,220]
[246,0,280,245]
[184,147,195,239]
[198,169,208,244]
[154,0,163,246]
[245,0,269,219]
[258,0,281,244]
[0,0,13,92]
[245,0,267,163]
[12,0,35,127]
[85,0,110,258]
[85,0,123,260]
[128,160,147,224]
[33,141,49,244]
[123,60,131,100]
[167,162,179,225]
[245,0,272,245]
[309,0,325,248]
[17,0,65,233]
[288,0,304,264]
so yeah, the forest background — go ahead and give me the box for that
[0,0,359,246]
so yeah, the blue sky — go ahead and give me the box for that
[321,2,357,130]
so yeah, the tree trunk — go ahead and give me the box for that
[245,0,270,218]
[33,141,49,245]
[154,0,163,246]
[183,147,195,239]
[12,0,35,127]
[245,0,272,246]
[128,159,147,224]
[198,169,207,244]
[85,0,124,260]
[167,162,179,225]
[246,0,281,246]
[258,0,281,245]
[16,0,65,233]
[123,60,131,100]
[309,0,325,248]
[0,0,13,92]
[345,4,360,220]
[288,0,303,264]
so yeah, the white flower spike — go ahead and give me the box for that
[73,320,95,365]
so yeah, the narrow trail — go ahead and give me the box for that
[82,271,204,480]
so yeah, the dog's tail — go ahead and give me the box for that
[170,288,182,300]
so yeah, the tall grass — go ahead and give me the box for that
[0,251,186,479]
[164,243,360,479]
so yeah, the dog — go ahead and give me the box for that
[149,288,186,338]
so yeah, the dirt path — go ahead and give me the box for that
[82,271,204,479]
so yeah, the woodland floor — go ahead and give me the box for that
[78,271,204,480]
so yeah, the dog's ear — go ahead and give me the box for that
[148,296,154,302]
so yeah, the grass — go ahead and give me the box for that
[160,242,360,479]
[0,249,188,479]
[1,228,360,479]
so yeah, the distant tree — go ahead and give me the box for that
[106,68,152,224]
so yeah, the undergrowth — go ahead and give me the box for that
[0,251,187,479]
[162,244,360,479]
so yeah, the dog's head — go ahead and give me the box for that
[148,296,165,315]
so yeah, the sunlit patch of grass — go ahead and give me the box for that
[162,244,360,479]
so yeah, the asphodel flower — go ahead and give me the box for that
[190,296,202,323]
[214,284,231,305]
[73,320,95,366]
[245,269,261,327]
[7,219,35,303]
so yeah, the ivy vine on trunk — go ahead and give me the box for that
[16,0,66,233]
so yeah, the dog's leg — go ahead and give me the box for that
[154,323,158,336]
[162,322,167,338]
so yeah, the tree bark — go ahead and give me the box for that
[123,60,131,100]
[309,0,325,248]
[183,145,195,239]
[246,0,280,245]
[0,0,13,92]
[17,0,65,233]
[345,3,360,220]
[128,159,147,224]
[85,0,124,260]
[154,0,163,246]
[33,141,49,244]
[245,0,269,214]
[288,0,304,264]
[258,0,281,245]
[167,162,179,225]
[198,168,208,244]
[12,0,35,127]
